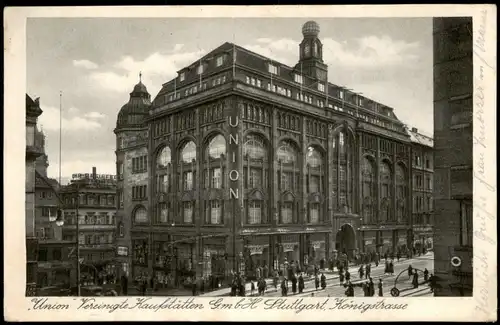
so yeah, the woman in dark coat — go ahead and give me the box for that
[368,278,375,296]
[320,273,327,290]
[314,275,320,290]
[362,282,370,296]
[345,282,354,297]
[298,274,305,293]
[407,265,413,279]
[412,271,419,288]
[291,275,297,294]
[424,268,429,282]
[358,265,364,279]
[378,279,383,296]
[345,270,351,282]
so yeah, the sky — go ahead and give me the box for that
[27,17,433,184]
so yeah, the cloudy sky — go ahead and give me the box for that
[27,17,433,184]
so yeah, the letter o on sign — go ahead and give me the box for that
[450,256,462,267]
[229,170,239,181]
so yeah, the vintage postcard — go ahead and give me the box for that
[3,5,497,322]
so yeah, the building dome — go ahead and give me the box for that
[302,21,320,37]
[116,80,151,129]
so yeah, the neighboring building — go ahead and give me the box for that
[60,168,118,285]
[114,79,150,280]
[26,94,43,295]
[408,127,434,252]
[116,21,415,289]
[432,17,473,296]
[33,126,73,288]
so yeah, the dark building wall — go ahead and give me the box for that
[432,17,473,296]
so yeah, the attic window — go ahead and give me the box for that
[268,63,278,75]
[197,64,204,75]
[318,83,325,92]
[179,72,185,82]
[294,74,303,84]
[216,56,224,67]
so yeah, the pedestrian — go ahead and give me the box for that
[298,273,305,293]
[368,277,375,296]
[345,281,354,297]
[389,260,394,275]
[281,278,287,297]
[250,281,255,296]
[397,251,401,262]
[408,265,413,279]
[320,273,326,290]
[339,270,345,285]
[273,273,279,290]
[291,274,297,294]
[314,274,320,291]
[121,274,128,296]
[412,270,419,289]
[345,270,351,282]
[363,282,369,297]
[366,264,371,279]
[375,258,379,268]
[378,279,383,296]
[429,273,436,293]
[424,268,429,282]
[191,279,197,296]
[358,265,364,279]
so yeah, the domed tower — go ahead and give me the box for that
[297,21,328,81]
[114,74,151,279]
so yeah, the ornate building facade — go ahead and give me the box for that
[408,127,434,252]
[60,168,118,284]
[116,21,415,286]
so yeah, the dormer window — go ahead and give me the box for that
[216,56,224,67]
[179,72,185,82]
[339,90,344,100]
[318,83,325,92]
[359,98,364,107]
[197,64,204,75]
[268,63,278,75]
[294,74,303,84]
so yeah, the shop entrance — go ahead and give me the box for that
[335,224,356,259]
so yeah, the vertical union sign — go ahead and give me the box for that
[228,114,239,199]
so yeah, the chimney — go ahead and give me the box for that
[411,127,418,133]
[92,167,97,179]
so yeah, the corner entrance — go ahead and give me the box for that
[335,223,356,259]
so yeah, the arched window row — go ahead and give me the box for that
[278,112,300,131]
[306,146,324,194]
[201,102,224,124]
[306,120,327,138]
[176,111,195,130]
[241,102,270,124]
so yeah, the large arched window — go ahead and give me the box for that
[178,141,197,192]
[306,146,324,224]
[243,134,269,225]
[134,206,148,223]
[181,141,196,163]
[380,161,392,222]
[157,146,171,168]
[277,140,297,164]
[204,134,226,189]
[332,130,354,213]
[395,164,406,223]
[362,157,376,223]
[277,140,299,193]
[203,134,226,225]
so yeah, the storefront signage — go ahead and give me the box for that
[365,240,373,245]
[241,229,259,233]
[72,173,116,180]
[277,228,290,233]
[311,241,324,250]
[228,114,239,199]
[282,243,297,252]
[398,237,407,243]
[247,245,265,255]
[383,239,391,244]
